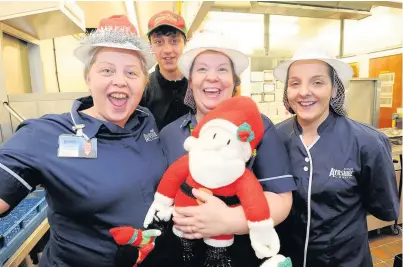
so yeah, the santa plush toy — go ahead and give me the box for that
[144,96,291,267]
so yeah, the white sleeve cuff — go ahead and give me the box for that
[154,192,174,206]
[247,218,274,230]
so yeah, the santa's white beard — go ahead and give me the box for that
[188,150,245,189]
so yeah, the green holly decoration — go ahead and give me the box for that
[237,122,255,142]
[278,257,292,267]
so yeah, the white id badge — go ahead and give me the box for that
[57,135,97,158]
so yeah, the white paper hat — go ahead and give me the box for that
[273,43,353,86]
[177,31,249,79]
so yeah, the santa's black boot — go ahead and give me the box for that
[203,246,233,267]
[178,237,196,267]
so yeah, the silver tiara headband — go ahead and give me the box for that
[79,26,152,54]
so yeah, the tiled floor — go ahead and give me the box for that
[369,227,402,266]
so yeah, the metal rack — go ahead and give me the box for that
[0,190,48,266]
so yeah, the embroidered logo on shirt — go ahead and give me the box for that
[143,129,159,142]
[329,168,354,179]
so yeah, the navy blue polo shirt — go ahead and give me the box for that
[276,111,399,267]
[0,96,167,267]
[160,112,296,194]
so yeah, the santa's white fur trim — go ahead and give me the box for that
[172,226,184,237]
[248,218,274,230]
[154,192,174,206]
[204,237,234,247]
[199,118,252,161]
[184,136,197,152]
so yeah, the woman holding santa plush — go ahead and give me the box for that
[158,30,296,267]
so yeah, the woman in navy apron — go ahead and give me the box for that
[274,43,399,267]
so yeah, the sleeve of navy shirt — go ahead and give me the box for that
[0,120,41,211]
[252,115,296,193]
[159,117,188,166]
[360,132,399,221]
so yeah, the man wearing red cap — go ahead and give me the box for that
[140,10,190,130]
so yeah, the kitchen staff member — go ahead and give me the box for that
[0,15,167,267]
[159,31,296,267]
[274,43,399,267]
[140,10,191,130]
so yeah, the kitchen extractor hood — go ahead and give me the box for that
[250,1,372,20]
[0,1,85,40]
[211,1,402,20]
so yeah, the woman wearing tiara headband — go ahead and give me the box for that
[0,15,168,267]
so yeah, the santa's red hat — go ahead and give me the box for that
[186,96,264,161]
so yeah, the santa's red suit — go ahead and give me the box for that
[144,96,287,266]
[152,96,271,246]
[156,153,270,243]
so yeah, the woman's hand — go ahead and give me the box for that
[0,198,9,215]
[173,188,237,239]
[172,189,293,240]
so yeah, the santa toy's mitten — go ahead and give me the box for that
[203,246,233,267]
[248,219,280,259]
[143,193,174,228]
[248,219,293,267]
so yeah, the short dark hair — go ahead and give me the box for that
[148,25,186,42]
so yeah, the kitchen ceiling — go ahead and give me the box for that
[211,1,402,20]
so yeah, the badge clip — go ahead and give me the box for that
[72,124,86,138]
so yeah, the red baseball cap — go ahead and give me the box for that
[147,11,187,37]
[98,15,138,35]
